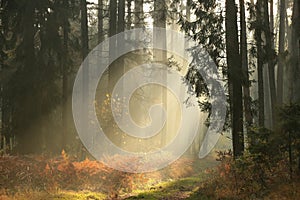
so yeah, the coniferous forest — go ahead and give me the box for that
[0,0,299,199]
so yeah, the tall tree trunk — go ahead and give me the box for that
[108,0,117,89]
[186,0,191,20]
[0,0,4,152]
[118,0,125,33]
[98,0,104,43]
[153,0,167,63]
[240,0,252,129]
[256,1,265,127]
[290,0,300,103]
[153,0,167,146]
[134,0,143,28]
[225,0,244,158]
[81,0,89,59]
[62,0,69,150]
[126,0,132,29]
[80,0,89,158]
[277,0,286,106]
[290,0,300,172]
[263,0,277,130]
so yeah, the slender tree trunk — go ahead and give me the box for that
[153,0,167,62]
[153,0,167,146]
[256,1,265,127]
[108,0,117,89]
[62,0,69,150]
[118,0,125,33]
[290,0,300,103]
[98,0,104,43]
[186,0,191,20]
[0,0,4,152]
[81,0,89,59]
[134,0,143,28]
[126,0,132,29]
[80,0,89,158]
[225,0,244,158]
[263,0,277,130]
[285,4,292,103]
[240,0,252,129]
[277,0,286,106]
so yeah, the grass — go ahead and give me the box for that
[0,190,107,200]
[123,172,211,200]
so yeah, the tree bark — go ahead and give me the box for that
[62,0,69,150]
[81,0,89,59]
[108,0,117,89]
[126,0,132,29]
[263,0,277,130]
[98,0,104,44]
[118,0,125,33]
[290,0,300,103]
[153,0,167,146]
[225,0,244,158]
[240,0,252,128]
[80,0,89,158]
[153,0,167,63]
[256,0,265,127]
[134,0,143,28]
[277,0,286,106]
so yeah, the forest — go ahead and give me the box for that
[0,0,299,199]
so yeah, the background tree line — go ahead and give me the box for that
[0,0,299,172]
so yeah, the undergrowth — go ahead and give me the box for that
[0,151,199,198]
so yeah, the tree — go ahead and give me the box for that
[277,0,286,106]
[98,0,104,44]
[108,0,117,90]
[134,0,143,28]
[263,0,277,130]
[81,0,89,59]
[118,0,125,33]
[290,0,300,103]
[153,0,167,146]
[225,0,244,157]
[255,0,265,127]
[126,0,132,29]
[61,0,70,150]
[240,0,253,129]
[153,0,167,63]
[80,0,89,158]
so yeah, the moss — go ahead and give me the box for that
[125,174,210,199]
[8,190,107,200]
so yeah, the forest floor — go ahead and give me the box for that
[0,152,299,200]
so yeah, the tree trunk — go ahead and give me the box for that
[108,0,117,89]
[62,0,69,150]
[81,0,89,59]
[256,0,265,127]
[118,0,125,33]
[80,0,89,158]
[126,0,132,29]
[240,0,252,129]
[98,0,104,43]
[290,0,300,103]
[153,0,167,62]
[225,0,244,158]
[277,0,286,106]
[134,0,143,28]
[263,0,277,130]
[153,0,167,146]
